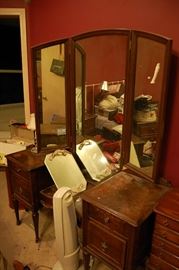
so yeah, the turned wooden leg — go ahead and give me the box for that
[13,199,21,225]
[32,210,39,243]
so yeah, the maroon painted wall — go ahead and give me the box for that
[1,0,179,187]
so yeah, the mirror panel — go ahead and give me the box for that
[128,32,172,181]
[74,31,130,180]
[33,42,67,150]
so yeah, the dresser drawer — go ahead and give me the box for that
[154,223,179,245]
[86,220,126,269]
[8,160,30,180]
[11,172,32,204]
[153,234,179,257]
[152,244,179,268]
[88,204,130,236]
[148,254,178,270]
[134,121,157,139]
[156,214,179,233]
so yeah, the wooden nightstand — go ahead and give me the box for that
[146,188,179,269]
[133,121,157,140]
[5,149,53,242]
[84,114,97,135]
[81,171,169,270]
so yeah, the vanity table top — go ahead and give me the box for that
[5,149,49,171]
[81,171,169,227]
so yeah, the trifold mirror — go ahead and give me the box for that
[32,29,172,183]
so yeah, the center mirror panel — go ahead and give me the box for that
[33,41,67,151]
[74,31,130,180]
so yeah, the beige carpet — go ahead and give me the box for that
[0,170,111,270]
[0,170,58,270]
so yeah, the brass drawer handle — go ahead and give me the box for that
[101,241,108,251]
[16,168,22,173]
[163,219,169,226]
[104,217,110,224]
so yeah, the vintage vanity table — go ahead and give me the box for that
[70,30,172,269]
[5,149,54,242]
[5,28,172,265]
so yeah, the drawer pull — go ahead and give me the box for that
[16,168,22,173]
[19,187,23,194]
[163,219,169,226]
[101,241,108,251]
[104,217,110,224]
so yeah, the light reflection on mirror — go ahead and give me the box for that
[76,139,112,181]
[130,37,166,177]
[75,44,84,136]
[35,43,67,149]
[75,34,129,179]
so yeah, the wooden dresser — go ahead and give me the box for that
[5,149,53,242]
[81,171,169,270]
[146,188,179,270]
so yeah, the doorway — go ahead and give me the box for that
[0,8,30,140]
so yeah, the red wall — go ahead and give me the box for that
[1,0,179,186]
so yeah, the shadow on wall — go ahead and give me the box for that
[0,103,25,131]
[159,53,178,180]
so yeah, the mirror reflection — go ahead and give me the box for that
[75,44,85,136]
[130,37,167,177]
[34,43,67,149]
[75,33,129,179]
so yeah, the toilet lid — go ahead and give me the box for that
[44,150,87,194]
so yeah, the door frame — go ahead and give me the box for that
[0,8,30,124]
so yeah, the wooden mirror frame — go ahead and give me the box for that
[123,31,172,183]
[32,38,74,153]
[71,29,131,180]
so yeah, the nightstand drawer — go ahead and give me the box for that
[153,234,179,257]
[148,253,178,270]
[88,204,130,236]
[134,121,157,139]
[155,223,179,245]
[11,173,32,204]
[86,220,126,269]
[156,214,179,233]
[8,160,30,180]
[152,244,179,268]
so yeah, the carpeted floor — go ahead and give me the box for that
[0,170,58,270]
